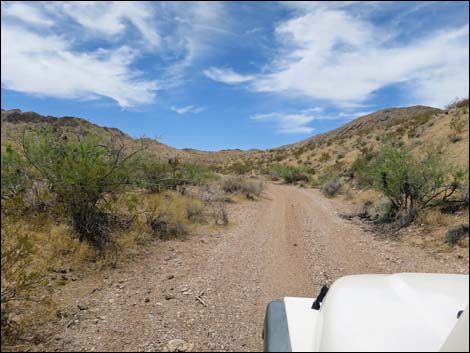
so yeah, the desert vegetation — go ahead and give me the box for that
[0,125,265,345]
[1,99,469,348]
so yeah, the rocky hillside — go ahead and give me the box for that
[0,109,251,164]
[2,102,469,173]
[222,103,469,176]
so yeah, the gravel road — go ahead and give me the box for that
[32,183,468,352]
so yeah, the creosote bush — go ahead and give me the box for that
[268,164,311,184]
[138,157,215,193]
[445,224,469,246]
[21,131,144,250]
[367,143,467,227]
[321,178,342,198]
[220,176,264,198]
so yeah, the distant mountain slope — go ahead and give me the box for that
[2,103,468,173]
[222,103,469,175]
[0,109,251,164]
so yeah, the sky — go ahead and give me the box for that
[1,1,469,151]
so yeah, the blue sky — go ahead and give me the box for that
[1,1,469,151]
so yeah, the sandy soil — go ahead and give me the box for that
[19,183,468,352]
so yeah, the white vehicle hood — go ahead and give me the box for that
[314,273,469,352]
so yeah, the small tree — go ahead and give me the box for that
[370,144,466,224]
[21,131,144,250]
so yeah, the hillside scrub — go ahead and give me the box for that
[20,131,145,250]
[268,164,311,184]
[138,157,216,193]
[321,178,342,198]
[220,175,264,198]
[1,222,43,344]
[366,143,467,228]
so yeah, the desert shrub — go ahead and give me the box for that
[1,222,44,344]
[274,153,287,162]
[350,149,378,188]
[139,158,215,193]
[1,145,30,199]
[282,166,310,184]
[310,169,339,188]
[319,152,331,162]
[449,115,465,143]
[444,224,469,246]
[213,202,229,225]
[367,144,467,226]
[220,176,264,197]
[186,201,205,222]
[441,182,469,214]
[21,131,144,250]
[268,164,310,184]
[229,161,254,175]
[321,178,342,197]
[146,212,186,240]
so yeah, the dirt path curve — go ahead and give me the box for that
[35,184,467,352]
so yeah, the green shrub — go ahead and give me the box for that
[367,144,467,224]
[139,157,215,193]
[21,131,144,250]
[1,145,29,199]
[268,164,311,184]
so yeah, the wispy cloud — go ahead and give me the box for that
[2,2,54,27]
[1,24,158,107]
[207,3,469,108]
[203,67,254,84]
[251,112,315,134]
[170,105,205,114]
[251,107,377,134]
[1,1,231,108]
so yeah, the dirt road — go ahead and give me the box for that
[34,184,468,352]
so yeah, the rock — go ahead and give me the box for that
[164,294,175,301]
[144,298,150,303]
[163,339,194,352]
[77,304,88,311]
[167,275,175,280]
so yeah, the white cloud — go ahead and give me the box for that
[251,107,379,133]
[171,105,205,114]
[46,1,161,49]
[1,25,157,107]
[251,112,315,134]
[1,2,233,107]
[2,2,54,27]
[210,5,469,109]
[301,107,324,114]
[203,67,255,84]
